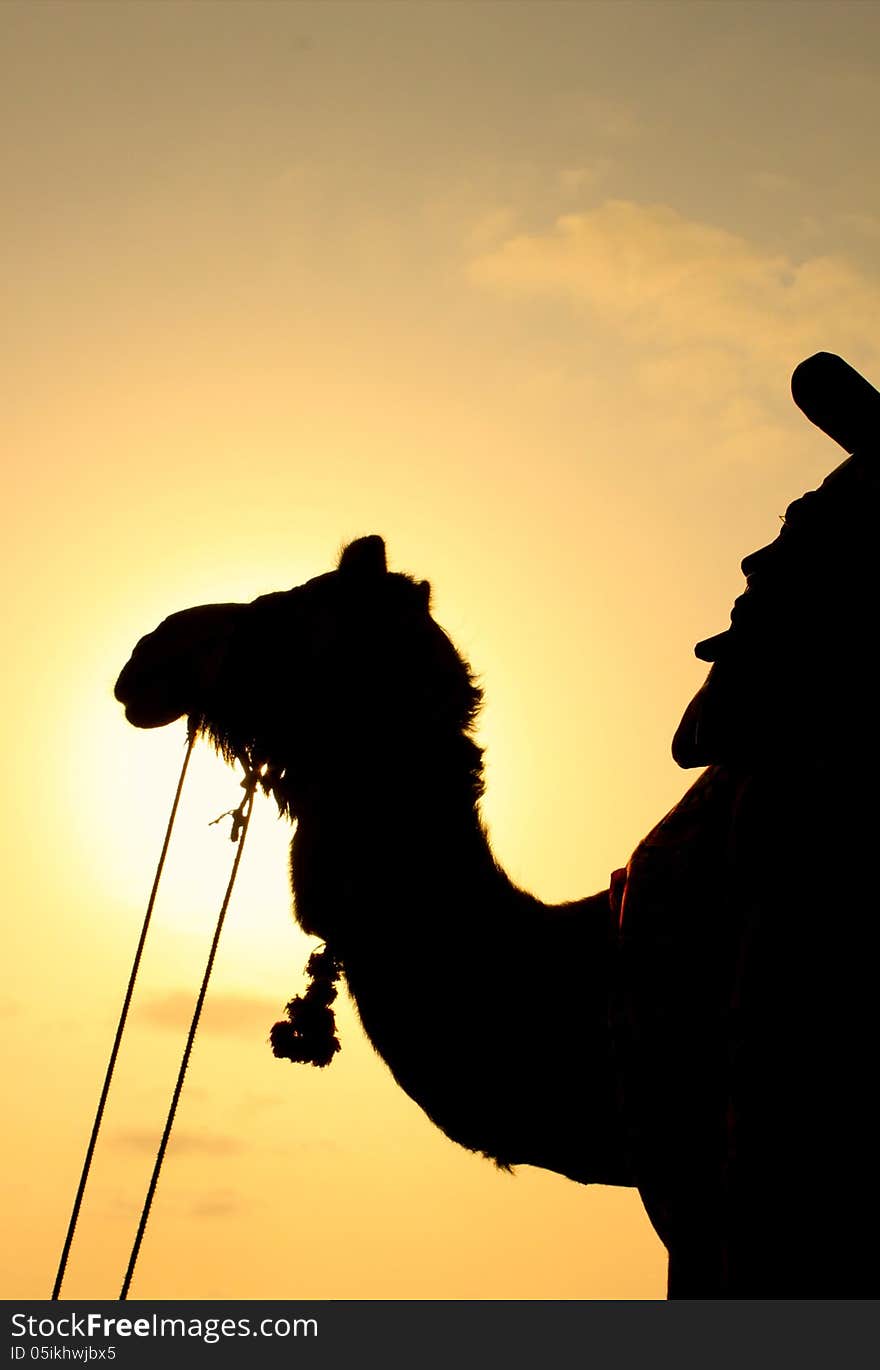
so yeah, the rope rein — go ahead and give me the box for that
[52,731,257,1301]
[51,728,197,1301]
[119,766,257,1300]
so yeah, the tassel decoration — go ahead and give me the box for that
[270,947,342,1068]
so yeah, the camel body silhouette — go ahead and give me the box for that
[114,359,879,1298]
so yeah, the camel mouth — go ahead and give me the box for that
[120,700,186,730]
[114,658,186,730]
[116,689,187,729]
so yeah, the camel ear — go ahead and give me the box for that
[338,536,387,578]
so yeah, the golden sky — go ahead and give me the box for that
[3,0,879,1300]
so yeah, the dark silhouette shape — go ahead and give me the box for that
[115,534,625,1188]
[270,946,342,1067]
[114,355,879,1298]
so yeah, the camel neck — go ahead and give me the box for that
[288,735,513,946]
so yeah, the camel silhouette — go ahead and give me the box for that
[114,354,879,1298]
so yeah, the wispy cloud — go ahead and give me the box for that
[468,199,880,461]
[469,199,880,363]
[141,990,281,1037]
[466,206,518,252]
[558,161,613,197]
[114,1128,244,1157]
[190,1190,243,1219]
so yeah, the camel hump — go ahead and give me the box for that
[791,352,880,453]
[338,535,388,577]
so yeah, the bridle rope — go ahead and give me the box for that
[119,760,257,1299]
[52,728,258,1301]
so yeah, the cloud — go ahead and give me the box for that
[468,199,880,463]
[141,990,280,1037]
[469,200,880,367]
[114,1128,244,1157]
[466,206,518,252]
[190,1190,243,1219]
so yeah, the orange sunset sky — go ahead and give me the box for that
[3,0,880,1300]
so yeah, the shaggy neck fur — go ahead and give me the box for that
[279,728,517,952]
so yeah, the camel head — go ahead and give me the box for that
[115,536,482,813]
